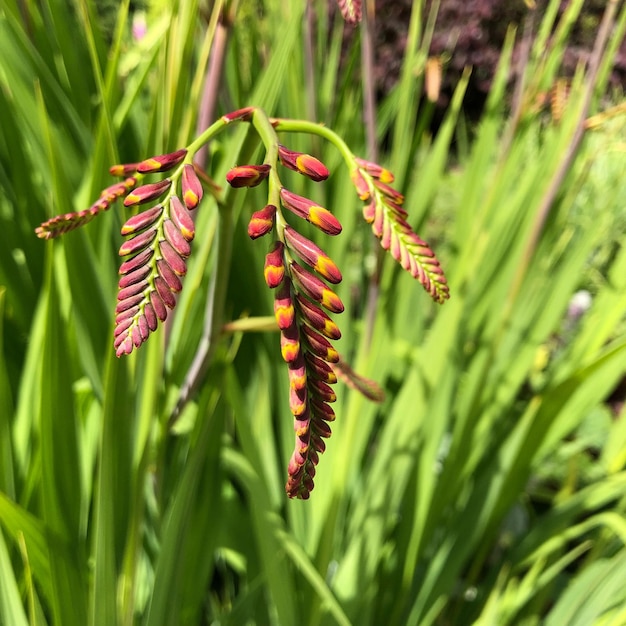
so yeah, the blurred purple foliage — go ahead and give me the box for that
[371,0,625,117]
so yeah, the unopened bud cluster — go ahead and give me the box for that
[114,154,203,356]
[36,106,449,500]
[38,147,204,356]
[226,143,343,499]
[350,158,450,303]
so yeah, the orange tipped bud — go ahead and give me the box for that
[279,188,341,235]
[283,226,342,284]
[311,397,335,422]
[278,145,329,181]
[120,205,163,236]
[308,379,337,402]
[159,240,187,276]
[123,179,171,206]
[109,162,140,176]
[157,259,182,292]
[301,325,339,363]
[351,168,371,200]
[118,228,157,257]
[355,157,395,183]
[163,219,191,258]
[100,180,135,202]
[181,164,203,210]
[137,149,187,173]
[264,241,286,288]
[289,385,308,416]
[373,180,404,204]
[248,204,276,239]
[280,322,301,363]
[307,206,342,235]
[226,164,271,188]
[169,196,195,242]
[290,262,344,314]
[154,276,176,309]
[362,201,377,223]
[274,279,295,329]
[306,354,337,384]
[119,251,153,279]
[296,295,341,339]
[289,354,308,391]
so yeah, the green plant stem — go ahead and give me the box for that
[186,118,229,155]
[271,118,356,166]
[252,109,281,209]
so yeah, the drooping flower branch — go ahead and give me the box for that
[35,106,448,498]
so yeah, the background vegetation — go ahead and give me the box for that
[1,0,626,624]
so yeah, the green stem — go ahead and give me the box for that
[271,118,356,168]
[186,117,229,155]
[252,109,282,210]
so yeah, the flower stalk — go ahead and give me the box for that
[35,105,449,499]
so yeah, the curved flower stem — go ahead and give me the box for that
[252,109,281,207]
[271,118,356,167]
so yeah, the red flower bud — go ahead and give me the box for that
[296,295,341,340]
[163,219,191,258]
[137,149,187,173]
[301,325,339,363]
[280,321,301,363]
[290,262,344,314]
[351,168,371,200]
[362,201,377,223]
[120,205,163,235]
[119,248,153,277]
[373,180,404,204]
[118,262,152,287]
[226,164,271,188]
[181,164,203,210]
[279,188,342,235]
[248,204,276,239]
[159,240,187,276]
[118,227,157,257]
[264,241,286,288]
[278,145,329,182]
[274,279,295,329]
[123,179,172,207]
[288,353,307,391]
[100,180,135,202]
[169,196,195,242]
[283,226,342,284]
[289,385,308,416]
[355,157,394,183]
[109,162,140,176]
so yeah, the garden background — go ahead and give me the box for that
[1,0,626,624]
